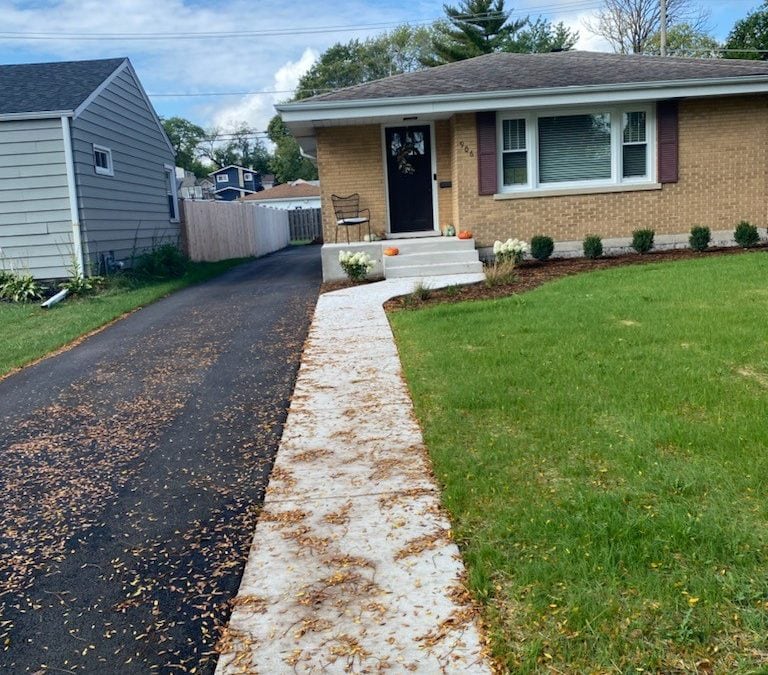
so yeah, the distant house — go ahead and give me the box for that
[177,169,214,200]
[209,165,263,201]
[242,179,321,210]
[0,57,179,279]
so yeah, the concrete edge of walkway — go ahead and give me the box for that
[216,273,496,674]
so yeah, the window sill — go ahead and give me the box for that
[494,182,662,200]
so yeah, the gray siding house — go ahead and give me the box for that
[0,57,178,279]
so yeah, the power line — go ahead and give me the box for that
[0,2,601,41]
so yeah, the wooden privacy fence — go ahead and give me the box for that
[288,208,323,243]
[181,200,290,262]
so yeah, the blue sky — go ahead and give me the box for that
[0,0,759,135]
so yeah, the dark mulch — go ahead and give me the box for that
[383,245,767,311]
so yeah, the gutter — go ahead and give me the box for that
[60,115,85,277]
[0,110,72,122]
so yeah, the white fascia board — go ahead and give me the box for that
[0,110,72,122]
[277,76,768,126]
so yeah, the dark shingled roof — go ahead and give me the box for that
[0,58,127,115]
[301,51,768,103]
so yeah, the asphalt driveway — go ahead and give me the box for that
[0,245,321,673]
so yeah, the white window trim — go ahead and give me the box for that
[164,164,180,223]
[93,144,114,176]
[496,103,656,195]
[243,172,253,180]
[216,174,229,183]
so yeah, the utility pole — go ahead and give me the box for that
[660,0,667,56]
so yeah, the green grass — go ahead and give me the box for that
[0,258,248,377]
[390,253,768,672]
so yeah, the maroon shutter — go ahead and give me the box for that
[476,111,497,195]
[657,100,679,184]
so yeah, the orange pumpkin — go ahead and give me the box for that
[384,247,400,256]
[457,230,473,240]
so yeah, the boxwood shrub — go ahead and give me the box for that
[689,226,711,252]
[631,229,655,254]
[583,235,603,259]
[530,235,555,261]
[734,221,759,248]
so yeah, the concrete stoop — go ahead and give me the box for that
[384,237,483,279]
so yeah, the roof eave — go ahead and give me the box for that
[277,75,768,128]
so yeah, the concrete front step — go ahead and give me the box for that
[390,236,476,254]
[383,236,482,279]
[385,260,483,278]
[384,249,480,268]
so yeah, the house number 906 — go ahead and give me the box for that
[458,140,475,157]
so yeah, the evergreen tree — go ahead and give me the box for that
[424,0,527,65]
[725,1,768,60]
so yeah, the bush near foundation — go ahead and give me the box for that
[631,229,655,254]
[689,226,711,252]
[583,235,603,259]
[734,221,759,248]
[530,235,555,262]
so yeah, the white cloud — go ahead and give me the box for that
[211,48,319,133]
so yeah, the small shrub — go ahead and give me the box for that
[484,260,517,288]
[411,282,432,302]
[444,284,460,297]
[61,274,105,296]
[338,250,375,282]
[632,229,655,254]
[689,226,711,252]
[734,221,760,248]
[530,235,555,262]
[0,273,42,303]
[583,235,603,259]
[493,238,529,264]
[133,244,189,279]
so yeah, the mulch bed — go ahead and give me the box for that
[382,245,767,311]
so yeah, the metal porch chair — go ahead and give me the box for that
[331,193,371,244]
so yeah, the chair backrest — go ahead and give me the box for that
[331,194,360,220]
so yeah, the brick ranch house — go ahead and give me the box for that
[277,51,768,281]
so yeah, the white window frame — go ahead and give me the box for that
[216,173,229,183]
[243,172,253,181]
[93,144,114,176]
[496,104,656,195]
[164,164,180,223]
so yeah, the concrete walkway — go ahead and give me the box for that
[217,273,492,674]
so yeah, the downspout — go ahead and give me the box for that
[61,115,85,277]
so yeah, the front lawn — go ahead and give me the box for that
[0,258,248,378]
[390,253,768,672]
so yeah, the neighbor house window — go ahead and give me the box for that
[93,145,113,176]
[243,172,253,180]
[164,165,179,222]
[497,105,654,194]
[501,119,527,187]
[216,174,228,183]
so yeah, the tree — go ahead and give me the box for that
[198,123,271,172]
[725,1,768,60]
[425,0,527,65]
[162,116,208,177]
[506,18,578,53]
[586,0,708,54]
[266,115,318,184]
[295,26,435,100]
[646,23,720,56]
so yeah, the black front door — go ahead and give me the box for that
[385,125,434,233]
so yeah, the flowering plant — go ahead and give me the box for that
[493,238,529,264]
[339,250,375,282]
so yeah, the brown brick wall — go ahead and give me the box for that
[316,95,768,246]
[452,95,768,247]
